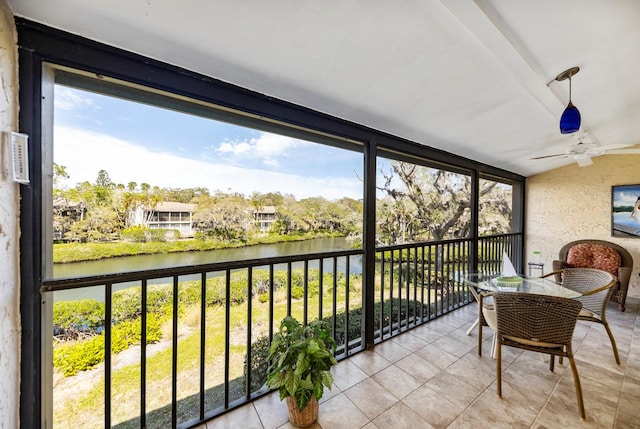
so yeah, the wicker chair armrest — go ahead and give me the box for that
[579,280,615,296]
[552,260,568,270]
[552,261,568,282]
[541,269,563,282]
[618,266,632,288]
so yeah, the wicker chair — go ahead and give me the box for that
[553,239,633,312]
[492,293,585,419]
[542,268,619,365]
[466,286,496,357]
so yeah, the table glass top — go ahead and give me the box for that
[461,273,581,299]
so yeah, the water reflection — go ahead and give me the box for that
[53,237,362,301]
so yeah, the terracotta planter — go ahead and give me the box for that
[285,396,319,427]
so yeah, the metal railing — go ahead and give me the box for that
[42,233,521,428]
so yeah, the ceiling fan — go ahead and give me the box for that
[531,141,640,167]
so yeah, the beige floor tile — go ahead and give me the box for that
[347,349,392,376]
[371,364,422,399]
[425,370,482,409]
[372,338,412,363]
[402,383,463,429]
[372,401,434,429]
[615,392,640,428]
[331,359,368,391]
[315,393,370,429]
[390,331,428,351]
[206,404,263,429]
[414,343,458,369]
[395,352,441,384]
[276,421,321,429]
[409,323,446,343]
[432,333,476,358]
[253,391,289,429]
[343,378,398,420]
[445,352,499,392]
[620,376,640,398]
[424,318,459,336]
[450,386,536,429]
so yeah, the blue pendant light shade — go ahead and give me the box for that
[560,101,581,134]
[556,66,581,134]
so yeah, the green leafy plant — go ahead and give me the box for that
[266,316,337,412]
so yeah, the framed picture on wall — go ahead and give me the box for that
[612,184,640,237]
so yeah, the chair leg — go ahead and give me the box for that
[466,317,479,335]
[602,318,621,365]
[549,355,555,372]
[491,333,497,359]
[496,341,502,398]
[568,355,586,420]
[478,318,483,356]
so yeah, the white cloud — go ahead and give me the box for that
[216,133,308,167]
[218,139,253,155]
[54,126,361,200]
[54,87,97,111]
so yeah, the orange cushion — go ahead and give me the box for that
[566,243,621,276]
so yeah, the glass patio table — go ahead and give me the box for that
[462,272,581,298]
[461,272,582,358]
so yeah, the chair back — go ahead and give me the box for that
[494,293,582,346]
[561,268,615,317]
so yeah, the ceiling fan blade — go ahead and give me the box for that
[576,157,593,167]
[530,154,568,160]
[602,149,640,155]
[585,143,633,154]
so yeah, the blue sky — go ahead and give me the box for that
[53,85,367,200]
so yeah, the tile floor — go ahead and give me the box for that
[200,299,640,429]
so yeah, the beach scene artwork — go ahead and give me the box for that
[612,184,640,237]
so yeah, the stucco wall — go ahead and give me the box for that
[0,1,19,427]
[526,154,640,299]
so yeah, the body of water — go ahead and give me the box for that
[52,237,361,301]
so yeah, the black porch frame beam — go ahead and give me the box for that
[16,17,526,428]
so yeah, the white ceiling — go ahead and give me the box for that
[9,0,640,176]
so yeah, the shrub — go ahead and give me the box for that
[54,335,105,376]
[290,285,304,300]
[121,226,178,243]
[111,284,175,323]
[53,299,104,332]
[205,275,249,306]
[53,313,164,376]
[121,225,148,243]
[243,335,271,393]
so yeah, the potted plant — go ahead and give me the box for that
[266,316,338,427]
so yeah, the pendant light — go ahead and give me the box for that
[556,66,581,134]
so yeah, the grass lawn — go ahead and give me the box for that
[53,283,357,428]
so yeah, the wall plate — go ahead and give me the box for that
[11,132,29,184]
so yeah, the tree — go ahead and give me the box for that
[377,161,511,244]
[192,192,254,241]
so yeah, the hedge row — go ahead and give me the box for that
[53,268,342,334]
[54,313,164,376]
[53,267,348,376]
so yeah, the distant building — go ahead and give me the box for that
[133,201,196,237]
[52,197,86,241]
[254,206,276,232]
